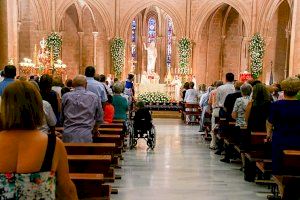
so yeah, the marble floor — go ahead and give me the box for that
[112,119,270,200]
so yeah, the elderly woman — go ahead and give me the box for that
[0,81,77,199]
[266,77,300,175]
[199,86,214,132]
[113,82,129,120]
[232,83,252,127]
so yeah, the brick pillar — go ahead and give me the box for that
[92,32,99,69]
[0,0,8,69]
[290,0,300,76]
[78,32,84,74]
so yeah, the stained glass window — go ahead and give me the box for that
[166,18,173,68]
[148,17,156,43]
[131,19,137,60]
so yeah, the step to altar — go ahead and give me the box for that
[151,111,181,119]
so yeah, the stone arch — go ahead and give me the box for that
[258,0,292,36]
[56,0,113,36]
[119,0,184,39]
[30,0,51,30]
[191,0,251,41]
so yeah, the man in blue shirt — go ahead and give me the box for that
[85,66,107,103]
[0,65,16,96]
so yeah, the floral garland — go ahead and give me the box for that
[138,92,170,103]
[178,37,192,75]
[46,32,62,61]
[249,34,265,79]
[110,37,125,78]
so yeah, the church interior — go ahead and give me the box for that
[0,0,300,200]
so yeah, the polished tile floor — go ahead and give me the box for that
[112,119,270,200]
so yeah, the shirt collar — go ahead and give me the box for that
[86,77,95,81]
[74,86,86,91]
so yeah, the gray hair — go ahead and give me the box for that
[113,82,124,94]
[73,75,87,87]
[240,83,252,96]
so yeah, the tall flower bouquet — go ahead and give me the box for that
[138,92,170,103]
[249,34,265,79]
[178,37,192,75]
[110,37,125,78]
[46,32,62,61]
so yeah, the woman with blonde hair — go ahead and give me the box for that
[267,77,300,175]
[0,80,77,199]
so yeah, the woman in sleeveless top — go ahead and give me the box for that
[0,81,77,199]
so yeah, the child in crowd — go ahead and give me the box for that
[103,95,115,123]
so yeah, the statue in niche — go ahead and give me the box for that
[143,41,157,73]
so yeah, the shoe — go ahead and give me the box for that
[220,158,230,163]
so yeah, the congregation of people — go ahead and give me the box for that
[180,72,300,199]
[0,62,300,199]
[0,65,138,199]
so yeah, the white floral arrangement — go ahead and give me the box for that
[46,32,62,61]
[178,37,192,75]
[138,92,170,103]
[110,37,125,78]
[249,34,265,79]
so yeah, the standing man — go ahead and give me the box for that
[0,65,16,96]
[62,75,103,142]
[85,66,107,103]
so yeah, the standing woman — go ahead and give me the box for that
[124,74,135,106]
[0,81,77,199]
[266,77,300,174]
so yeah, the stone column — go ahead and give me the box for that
[289,0,300,76]
[284,28,291,79]
[156,36,162,83]
[171,36,177,75]
[78,32,84,74]
[141,36,147,73]
[92,32,99,68]
[220,35,226,80]
[51,0,56,31]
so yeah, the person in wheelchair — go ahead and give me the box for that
[133,101,152,137]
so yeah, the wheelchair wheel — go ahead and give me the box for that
[147,126,156,149]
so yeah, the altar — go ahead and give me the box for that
[137,83,167,94]
[135,83,176,102]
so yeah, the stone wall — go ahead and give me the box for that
[1,0,298,84]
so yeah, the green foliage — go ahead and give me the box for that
[110,37,125,78]
[46,32,62,61]
[249,34,265,79]
[178,37,192,75]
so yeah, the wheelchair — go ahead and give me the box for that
[128,118,156,149]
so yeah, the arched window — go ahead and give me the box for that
[166,18,173,68]
[148,17,156,43]
[131,19,137,60]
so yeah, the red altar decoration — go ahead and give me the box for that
[240,71,252,82]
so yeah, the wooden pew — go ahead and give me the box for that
[68,155,115,182]
[270,150,300,199]
[112,119,125,123]
[100,123,123,129]
[99,128,123,135]
[70,173,111,200]
[93,134,122,147]
[183,103,201,125]
[65,143,121,166]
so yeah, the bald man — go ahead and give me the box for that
[61,75,103,142]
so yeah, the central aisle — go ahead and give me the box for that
[113,119,269,200]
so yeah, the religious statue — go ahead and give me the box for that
[192,75,197,90]
[171,75,182,102]
[143,41,157,73]
[140,71,150,85]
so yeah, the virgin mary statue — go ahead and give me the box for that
[143,41,157,73]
